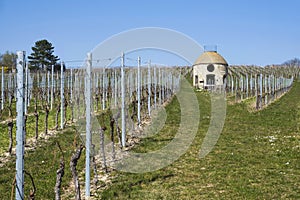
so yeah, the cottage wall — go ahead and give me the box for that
[193,64,227,88]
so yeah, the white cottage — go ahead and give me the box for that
[193,50,228,89]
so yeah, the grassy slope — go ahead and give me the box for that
[0,80,298,199]
[0,128,86,199]
[100,80,300,199]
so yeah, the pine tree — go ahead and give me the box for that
[28,39,59,71]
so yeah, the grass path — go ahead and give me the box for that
[100,80,300,199]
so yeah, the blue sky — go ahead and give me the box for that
[0,0,299,67]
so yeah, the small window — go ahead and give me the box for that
[207,64,215,72]
[195,75,198,85]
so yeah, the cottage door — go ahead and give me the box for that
[206,74,215,85]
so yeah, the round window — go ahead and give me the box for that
[207,64,215,72]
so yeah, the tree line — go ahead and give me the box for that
[0,39,65,72]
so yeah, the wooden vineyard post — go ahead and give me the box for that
[231,74,234,95]
[255,73,257,100]
[235,75,238,103]
[274,75,277,99]
[60,62,64,129]
[70,69,74,122]
[74,73,78,118]
[16,51,25,200]
[250,74,253,96]
[47,71,50,105]
[114,70,117,107]
[246,74,249,98]
[24,62,28,114]
[256,74,259,110]
[269,75,272,102]
[128,69,132,101]
[162,69,165,103]
[147,60,151,117]
[102,68,106,110]
[1,66,4,110]
[137,57,141,126]
[259,73,263,109]
[240,75,244,100]
[51,64,54,110]
[265,75,268,105]
[158,67,162,105]
[154,65,157,109]
[121,52,126,148]
[85,52,92,198]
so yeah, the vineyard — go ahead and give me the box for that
[227,65,298,109]
[0,51,299,199]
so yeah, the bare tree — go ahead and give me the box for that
[110,114,116,161]
[40,86,50,135]
[25,171,36,200]
[55,142,64,200]
[34,99,39,142]
[7,90,14,155]
[70,145,83,200]
[31,77,40,142]
[7,120,13,155]
[100,126,108,173]
[55,103,60,130]
[91,144,98,189]
[113,110,122,148]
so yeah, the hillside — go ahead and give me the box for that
[100,80,300,199]
[0,80,299,199]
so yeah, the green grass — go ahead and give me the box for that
[100,80,300,199]
[0,80,299,199]
[0,127,86,199]
[132,96,182,153]
[0,100,74,155]
[0,98,82,199]
[0,101,116,199]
